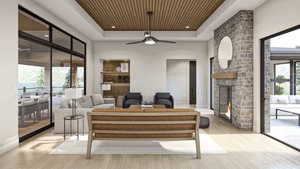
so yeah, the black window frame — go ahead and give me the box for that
[18,5,87,142]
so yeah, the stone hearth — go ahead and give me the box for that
[213,10,254,130]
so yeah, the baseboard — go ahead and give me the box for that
[0,135,19,154]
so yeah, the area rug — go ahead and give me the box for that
[50,130,226,155]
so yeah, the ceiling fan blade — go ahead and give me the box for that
[157,40,176,44]
[152,37,176,44]
[126,39,146,45]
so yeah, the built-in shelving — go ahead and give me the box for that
[101,60,130,99]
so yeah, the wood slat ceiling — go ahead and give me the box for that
[75,0,225,31]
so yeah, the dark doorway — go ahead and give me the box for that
[210,57,214,109]
[189,61,196,104]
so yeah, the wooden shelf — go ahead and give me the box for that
[111,83,130,86]
[103,72,129,76]
[212,72,237,79]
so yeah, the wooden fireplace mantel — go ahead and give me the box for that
[212,72,237,79]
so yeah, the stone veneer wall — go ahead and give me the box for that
[213,10,254,129]
[264,40,271,133]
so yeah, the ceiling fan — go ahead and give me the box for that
[126,11,176,45]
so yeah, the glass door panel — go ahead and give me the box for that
[18,38,51,138]
[71,56,85,89]
[52,50,71,114]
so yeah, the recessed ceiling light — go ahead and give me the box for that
[44,34,49,38]
[185,26,190,29]
[111,26,116,29]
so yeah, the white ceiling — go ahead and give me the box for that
[31,0,267,42]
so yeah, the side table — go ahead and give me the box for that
[64,114,84,140]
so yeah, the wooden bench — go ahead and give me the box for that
[86,108,201,159]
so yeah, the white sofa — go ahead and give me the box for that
[270,95,300,116]
[54,94,115,134]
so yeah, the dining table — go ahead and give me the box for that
[18,96,49,127]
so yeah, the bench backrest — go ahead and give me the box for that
[87,110,199,140]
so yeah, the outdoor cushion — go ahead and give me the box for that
[288,95,300,104]
[270,95,278,104]
[276,95,289,104]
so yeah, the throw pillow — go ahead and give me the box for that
[270,95,278,104]
[277,96,289,104]
[91,94,104,106]
[77,96,94,108]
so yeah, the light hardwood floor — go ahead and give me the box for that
[0,115,299,169]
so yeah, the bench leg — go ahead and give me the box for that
[195,130,201,159]
[275,109,278,119]
[86,131,93,159]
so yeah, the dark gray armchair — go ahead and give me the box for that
[154,92,174,108]
[123,93,143,108]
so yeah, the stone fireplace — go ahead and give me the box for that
[213,10,254,130]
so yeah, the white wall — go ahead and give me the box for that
[208,39,215,109]
[167,60,190,105]
[208,39,215,59]
[19,0,94,94]
[253,0,300,132]
[0,0,19,154]
[94,41,209,107]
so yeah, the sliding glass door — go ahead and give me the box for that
[18,6,86,141]
[261,26,300,151]
[18,39,51,138]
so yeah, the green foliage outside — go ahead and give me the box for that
[274,75,289,95]
[36,69,45,87]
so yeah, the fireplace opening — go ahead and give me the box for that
[219,86,232,121]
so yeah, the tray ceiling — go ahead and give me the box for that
[75,0,225,31]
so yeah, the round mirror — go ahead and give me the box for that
[218,36,233,69]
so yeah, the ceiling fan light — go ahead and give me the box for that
[144,32,150,37]
[145,38,156,45]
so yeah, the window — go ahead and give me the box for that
[274,63,290,95]
[72,56,85,88]
[52,27,71,49]
[19,11,49,41]
[73,39,85,54]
